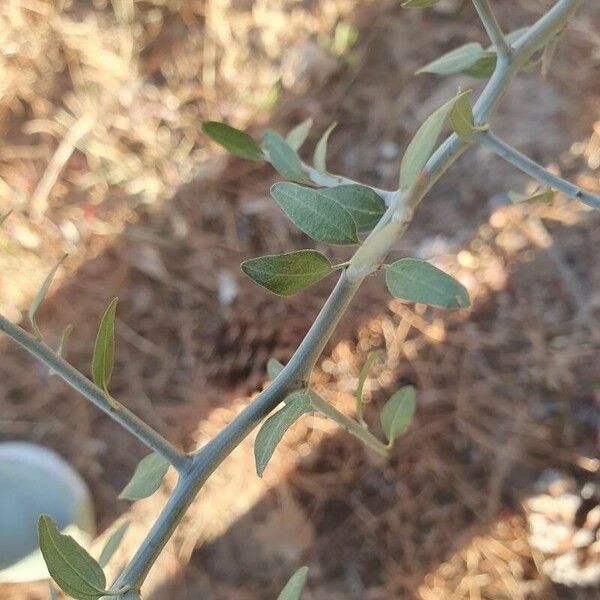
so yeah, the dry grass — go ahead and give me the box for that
[1,0,600,598]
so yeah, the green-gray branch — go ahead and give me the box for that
[0,315,190,472]
[479,131,600,209]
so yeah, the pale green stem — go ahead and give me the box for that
[472,0,511,59]
[0,315,190,472]
[479,131,600,209]
[309,392,389,457]
[302,163,396,206]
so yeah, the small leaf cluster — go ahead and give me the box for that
[355,351,417,447]
[203,91,473,309]
[254,350,417,478]
[40,449,168,599]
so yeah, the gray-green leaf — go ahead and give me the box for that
[119,452,169,501]
[92,297,118,407]
[417,42,485,76]
[385,258,470,309]
[286,118,313,151]
[48,323,74,376]
[267,358,285,381]
[541,32,562,78]
[320,185,386,232]
[313,122,337,173]
[271,183,359,245]
[450,93,476,143]
[98,521,130,568]
[254,393,312,477]
[202,122,264,160]
[241,250,334,296]
[277,566,309,600]
[399,91,468,190]
[57,323,74,359]
[263,131,307,183]
[402,0,440,7]
[38,515,107,600]
[461,52,497,78]
[508,189,555,204]
[506,27,531,46]
[356,350,383,423]
[29,254,67,340]
[380,386,416,444]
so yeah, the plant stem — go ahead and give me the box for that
[0,315,190,472]
[479,131,600,209]
[106,271,361,588]
[309,392,389,457]
[472,0,511,60]
[302,163,396,206]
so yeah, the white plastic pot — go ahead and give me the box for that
[0,442,96,583]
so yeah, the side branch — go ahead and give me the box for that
[0,315,190,471]
[302,163,396,206]
[472,0,511,60]
[309,392,389,457]
[480,131,600,209]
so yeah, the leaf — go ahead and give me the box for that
[541,38,557,78]
[385,258,470,309]
[461,52,497,78]
[417,42,485,76]
[380,386,416,444]
[286,118,313,151]
[506,26,531,46]
[267,358,285,381]
[450,93,476,143]
[402,0,440,7]
[313,122,337,173]
[242,250,334,296]
[262,131,307,183]
[92,297,119,408]
[38,515,107,600]
[356,350,383,423]
[202,122,264,160]
[29,254,67,340]
[49,323,74,376]
[254,393,312,477]
[541,31,562,78]
[98,521,130,568]
[319,185,386,232]
[277,566,309,600]
[57,324,74,359]
[457,28,530,79]
[399,91,469,190]
[270,182,359,245]
[508,189,555,204]
[119,452,170,501]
